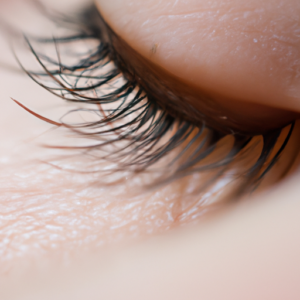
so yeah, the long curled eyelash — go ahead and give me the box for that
[14,3,295,196]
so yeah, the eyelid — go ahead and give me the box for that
[93,7,299,136]
[97,0,300,115]
[15,3,298,198]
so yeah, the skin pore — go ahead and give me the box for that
[0,0,300,299]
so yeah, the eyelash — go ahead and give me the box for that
[14,4,295,197]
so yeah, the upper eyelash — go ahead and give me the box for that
[13,3,295,196]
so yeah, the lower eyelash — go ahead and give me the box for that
[13,4,295,197]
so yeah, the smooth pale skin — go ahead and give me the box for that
[0,0,300,299]
[96,0,300,113]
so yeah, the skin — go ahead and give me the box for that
[96,0,300,112]
[0,0,300,298]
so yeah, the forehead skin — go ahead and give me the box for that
[96,0,300,112]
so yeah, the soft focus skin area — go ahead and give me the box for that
[0,0,300,299]
[1,0,219,269]
[96,0,300,112]
[0,0,260,271]
[2,180,300,300]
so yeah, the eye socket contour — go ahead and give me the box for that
[95,0,300,130]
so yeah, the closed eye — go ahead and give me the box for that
[1,0,300,276]
[10,2,300,204]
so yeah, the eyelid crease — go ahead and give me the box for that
[12,3,298,199]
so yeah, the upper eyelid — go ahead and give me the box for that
[93,6,300,136]
[12,3,296,197]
